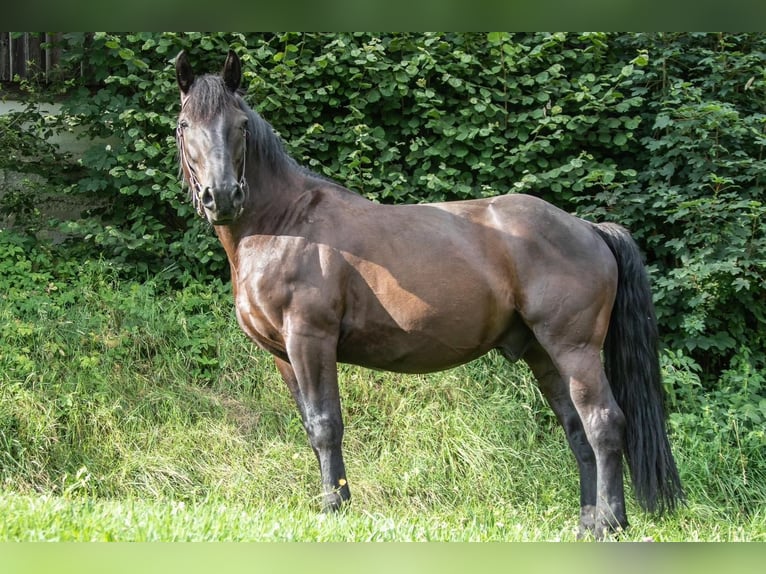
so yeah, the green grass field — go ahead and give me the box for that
[1,260,764,541]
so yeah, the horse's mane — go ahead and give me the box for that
[183,74,316,180]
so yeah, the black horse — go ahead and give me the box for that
[174,49,683,538]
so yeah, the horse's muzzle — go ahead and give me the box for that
[200,184,245,225]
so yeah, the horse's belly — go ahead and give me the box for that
[337,329,490,374]
[337,289,511,373]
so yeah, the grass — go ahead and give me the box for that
[1,258,765,541]
[1,491,763,542]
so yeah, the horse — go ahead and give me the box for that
[173,49,684,539]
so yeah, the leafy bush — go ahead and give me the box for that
[648,37,766,492]
[607,33,766,379]
[0,74,77,236]
[4,32,764,385]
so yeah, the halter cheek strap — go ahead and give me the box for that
[176,125,204,217]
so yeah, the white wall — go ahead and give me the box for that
[0,99,117,158]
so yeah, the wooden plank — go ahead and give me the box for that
[27,34,43,77]
[45,32,63,79]
[0,33,9,81]
[11,34,26,79]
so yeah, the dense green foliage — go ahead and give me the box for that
[1,33,765,539]
[3,32,763,381]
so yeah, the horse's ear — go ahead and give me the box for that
[175,50,195,96]
[222,50,241,93]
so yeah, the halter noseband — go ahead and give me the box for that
[176,110,249,219]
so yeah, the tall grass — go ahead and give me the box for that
[1,259,764,541]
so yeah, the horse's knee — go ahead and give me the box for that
[306,412,343,450]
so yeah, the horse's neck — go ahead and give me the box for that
[212,167,305,264]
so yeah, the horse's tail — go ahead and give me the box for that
[593,222,684,515]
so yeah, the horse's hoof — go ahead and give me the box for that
[321,481,350,512]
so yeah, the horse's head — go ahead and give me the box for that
[175,50,248,225]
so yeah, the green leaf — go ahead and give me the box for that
[487,32,508,44]
[653,113,673,130]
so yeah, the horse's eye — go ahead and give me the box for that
[179,119,189,130]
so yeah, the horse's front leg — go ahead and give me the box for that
[279,331,349,511]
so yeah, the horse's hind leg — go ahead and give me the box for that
[549,345,628,538]
[522,342,598,536]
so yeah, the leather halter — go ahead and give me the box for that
[176,109,248,219]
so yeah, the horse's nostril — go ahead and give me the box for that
[201,187,215,208]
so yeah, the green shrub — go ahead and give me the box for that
[3,32,764,390]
